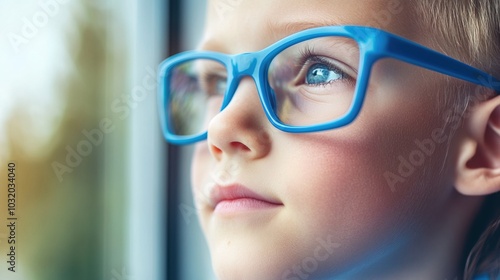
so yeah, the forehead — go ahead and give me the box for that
[202,0,421,53]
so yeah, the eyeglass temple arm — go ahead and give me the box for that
[378,34,500,94]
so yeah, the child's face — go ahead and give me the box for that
[191,0,464,278]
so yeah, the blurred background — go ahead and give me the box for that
[0,0,213,279]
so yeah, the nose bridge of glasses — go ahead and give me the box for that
[232,52,259,77]
[224,52,266,115]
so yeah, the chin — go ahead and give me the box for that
[208,241,288,280]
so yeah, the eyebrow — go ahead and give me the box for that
[199,17,346,53]
[269,18,344,39]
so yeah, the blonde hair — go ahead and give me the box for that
[417,0,500,77]
[416,1,500,279]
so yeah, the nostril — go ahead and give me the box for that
[230,142,251,151]
[210,145,223,157]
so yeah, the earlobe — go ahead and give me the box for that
[455,95,500,196]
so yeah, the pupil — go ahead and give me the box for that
[307,64,330,84]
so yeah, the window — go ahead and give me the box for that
[165,1,217,279]
[0,1,167,279]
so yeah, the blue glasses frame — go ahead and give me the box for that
[158,25,500,145]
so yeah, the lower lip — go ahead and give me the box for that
[214,198,281,214]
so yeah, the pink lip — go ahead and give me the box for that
[210,185,282,214]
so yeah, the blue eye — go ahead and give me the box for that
[305,63,344,85]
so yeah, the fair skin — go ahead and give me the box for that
[190,0,500,279]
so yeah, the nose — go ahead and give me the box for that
[207,77,272,161]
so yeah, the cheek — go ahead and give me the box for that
[275,137,408,267]
[275,99,453,273]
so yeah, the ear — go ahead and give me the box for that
[455,94,500,196]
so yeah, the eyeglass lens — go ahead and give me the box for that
[166,36,361,137]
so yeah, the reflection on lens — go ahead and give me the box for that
[167,59,227,136]
[268,36,360,127]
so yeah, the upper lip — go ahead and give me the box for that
[209,184,282,208]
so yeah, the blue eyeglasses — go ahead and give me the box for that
[158,25,500,145]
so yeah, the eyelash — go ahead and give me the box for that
[296,47,355,85]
